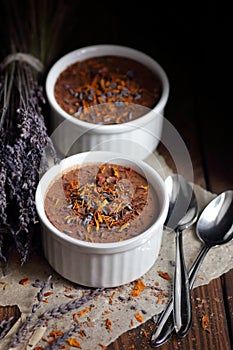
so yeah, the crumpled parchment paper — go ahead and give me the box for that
[0,151,232,350]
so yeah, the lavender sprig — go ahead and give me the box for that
[9,275,52,347]
[32,275,53,311]
[34,288,104,328]
[9,287,104,348]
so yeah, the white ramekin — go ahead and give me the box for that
[36,151,169,288]
[46,45,169,160]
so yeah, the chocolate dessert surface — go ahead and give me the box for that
[44,163,158,243]
[54,56,162,124]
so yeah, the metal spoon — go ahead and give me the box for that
[165,174,198,334]
[150,190,233,347]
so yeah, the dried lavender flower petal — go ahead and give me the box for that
[0,316,14,339]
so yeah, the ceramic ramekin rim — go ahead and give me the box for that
[45,44,170,133]
[36,151,169,253]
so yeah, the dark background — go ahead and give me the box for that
[60,1,233,189]
[54,1,232,190]
[0,1,232,189]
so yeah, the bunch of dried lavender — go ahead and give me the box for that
[0,0,80,264]
[0,55,57,264]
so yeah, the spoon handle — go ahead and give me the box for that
[173,229,192,334]
[150,245,210,347]
[177,245,210,337]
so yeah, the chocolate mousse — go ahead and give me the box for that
[54,56,162,124]
[44,163,158,243]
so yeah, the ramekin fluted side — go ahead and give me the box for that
[41,221,163,287]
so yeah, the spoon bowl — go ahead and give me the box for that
[197,191,233,246]
[165,174,198,231]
